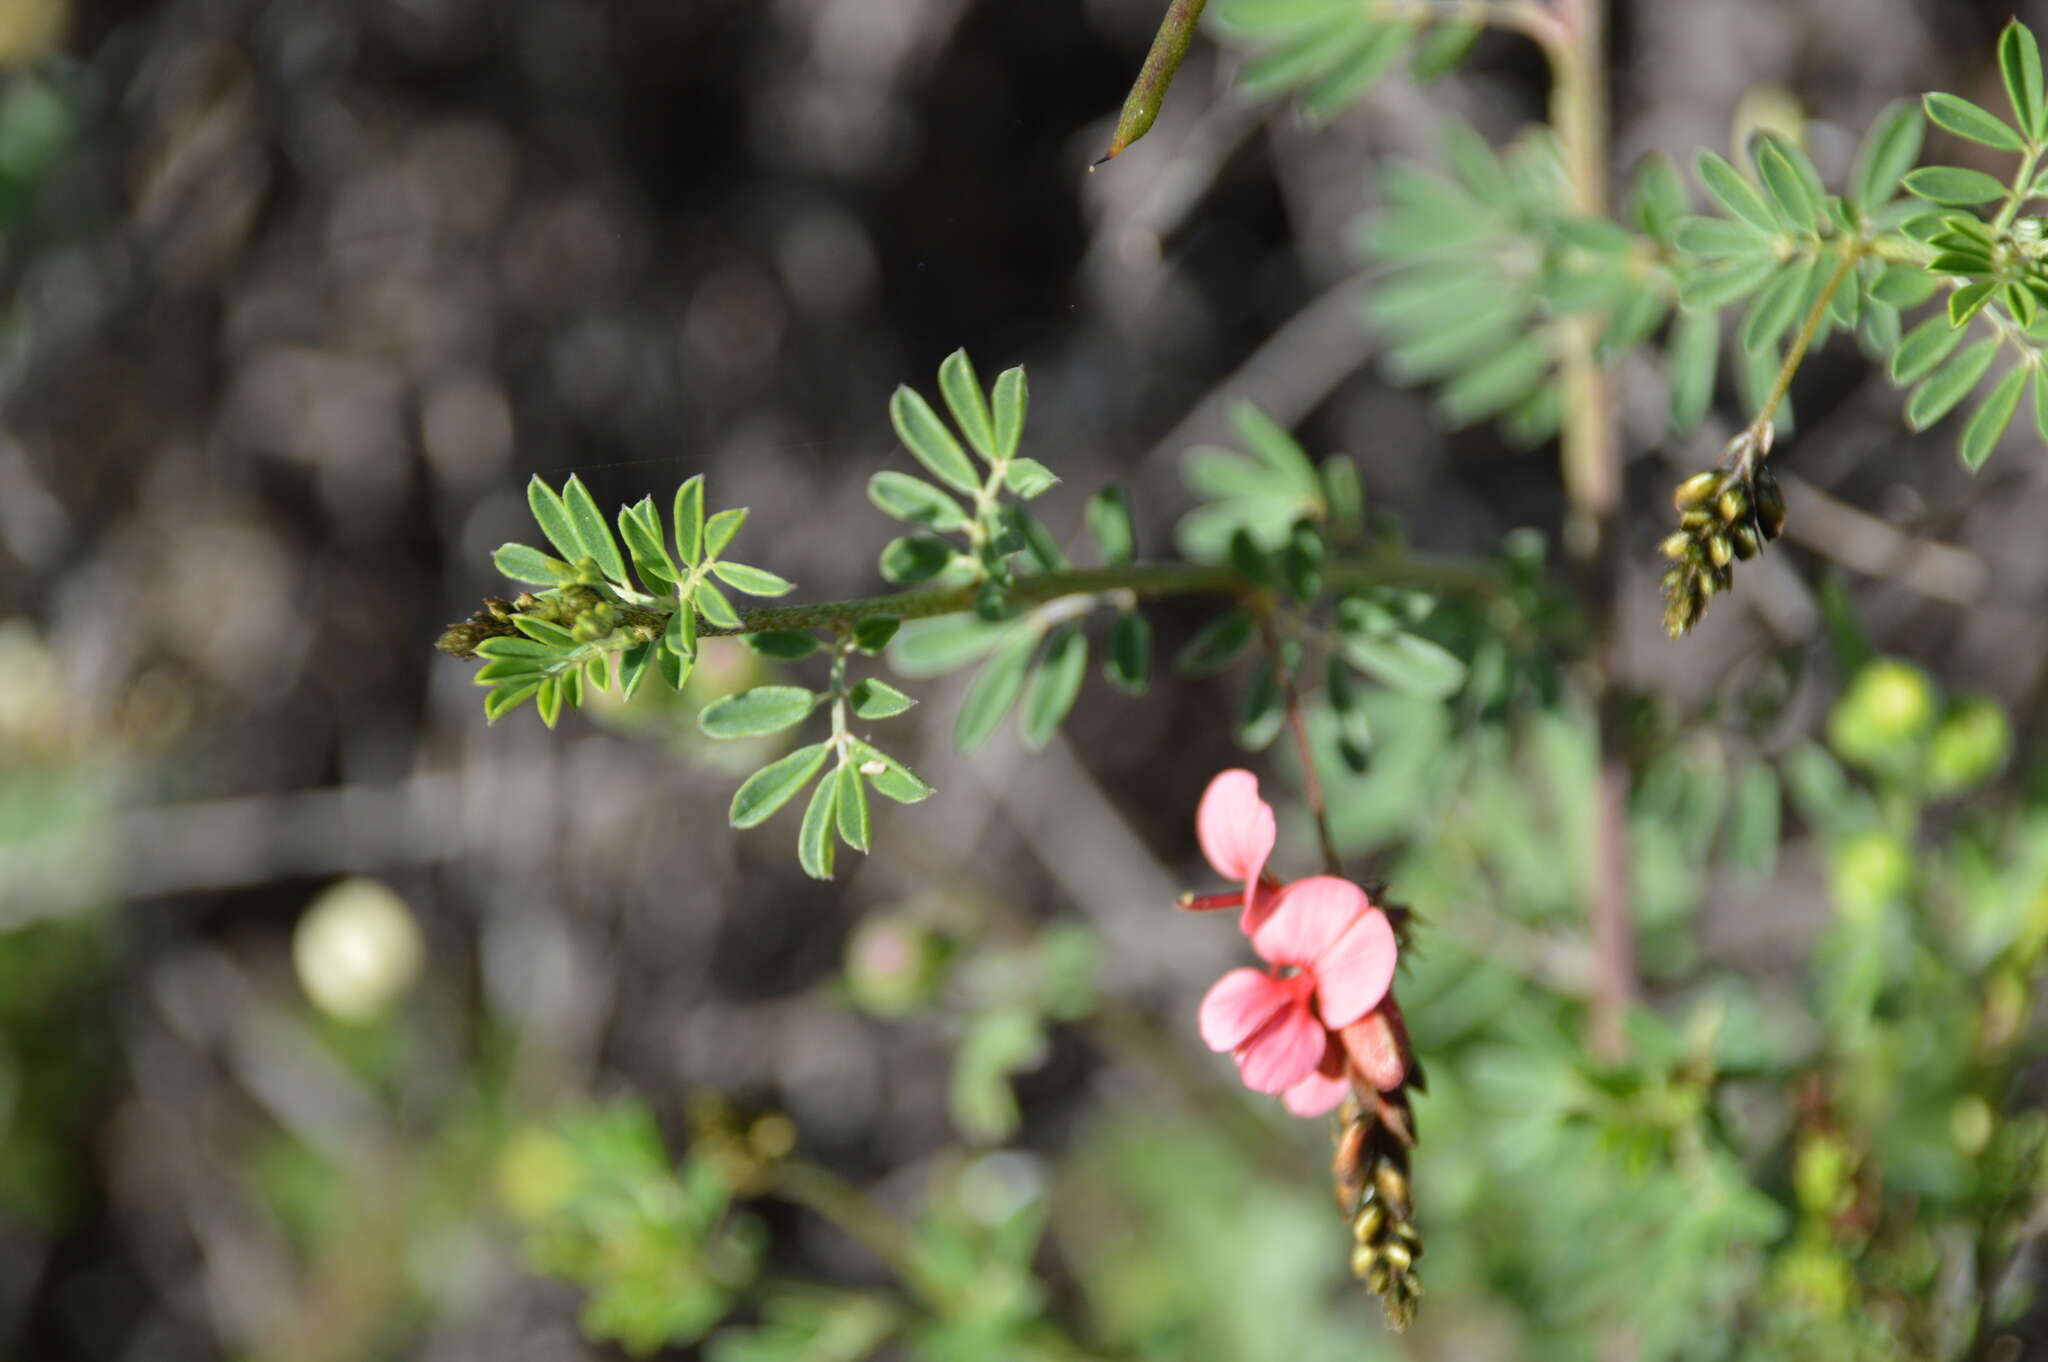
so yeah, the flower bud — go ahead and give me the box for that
[1707,534,1733,568]
[1716,484,1751,525]
[844,913,949,1017]
[1829,659,1936,768]
[1754,468,1788,539]
[1673,472,1722,510]
[1660,532,1692,560]
[1731,525,1760,560]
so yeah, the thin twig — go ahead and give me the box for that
[1256,604,1342,876]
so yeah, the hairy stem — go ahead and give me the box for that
[1546,0,1635,1065]
[441,554,1501,658]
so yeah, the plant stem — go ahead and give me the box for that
[1257,605,1342,876]
[768,1160,928,1289]
[440,554,1502,658]
[1546,0,1635,1065]
[1740,244,1862,467]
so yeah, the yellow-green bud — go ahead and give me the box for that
[1923,696,2011,795]
[1731,525,1761,560]
[1716,484,1751,524]
[1829,659,1936,768]
[1708,534,1733,568]
[1660,532,1692,560]
[1673,471,1722,510]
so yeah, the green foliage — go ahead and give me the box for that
[1210,0,1478,122]
[498,1104,765,1355]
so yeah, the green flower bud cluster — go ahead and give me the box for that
[1658,462,1786,638]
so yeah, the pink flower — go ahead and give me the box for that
[1197,876,1398,1100]
[1188,769,1284,934]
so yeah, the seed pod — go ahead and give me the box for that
[1708,534,1733,568]
[1754,469,1787,539]
[1716,484,1751,524]
[1681,507,1716,531]
[1382,1242,1414,1273]
[1351,1244,1378,1278]
[1353,1201,1386,1243]
[1673,471,1722,510]
[1731,525,1760,560]
[1660,532,1692,559]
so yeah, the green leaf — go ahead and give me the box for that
[1901,166,2007,206]
[742,630,820,659]
[1869,263,1941,307]
[1300,20,1412,123]
[1229,402,1322,496]
[2034,366,2048,444]
[712,561,796,597]
[1923,92,2027,152]
[1850,100,1925,211]
[878,535,955,585]
[699,685,819,738]
[990,366,1028,461]
[1629,150,1691,244]
[560,475,628,584]
[704,507,747,559]
[1020,625,1087,750]
[1890,312,1968,384]
[473,657,547,683]
[835,763,871,853]
[1105,609,1151,695]
[890,615,1019,676]
[955,634,1036,750]
[890,384,980,494]
[1002,457,1059,499]
[938,349,998,460]
[1678,254,1780,309]
[1084,486,1135,566]
[1958,363,2026,469]
[798,777,838,880]
[535,677,564,729]
[1754,138,1819,230]
[657,641,694,692]
[849,739,935,804]
[1341,630,1467,698]
[673,475,706,566]
[1410,16,1479,82]
[1176,607,1257,676]
[1667,308,1721,435]
[493,543,576,585]
[1672,216,1774,257]
[729,742,831,828]
[1905,338,2000,429]
[695,583,741,630]
[1949,278,1999,327]
[1741,258,1816,355]
[485,679,542,722]
[1696,152,1779,234]
[476,635,558,660]
[525,477,582,563]
[619,641,656,700]
[2001,19,2046,141]
[1439,334,1550,424]
[849,678,917,719]
[868,471,967,529]
[511,616,577,648]
[666,599,699,660]
[617,499,677,585]
[851,615,900,653]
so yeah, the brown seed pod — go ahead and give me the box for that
[1754,469,1787,539]
[1732,525,1760,560]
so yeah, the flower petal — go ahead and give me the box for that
[1251,875,1372,968]
[1197,769,1275,884]
[1282,1068,1351,1117]
[1238,877,1282,936]
[1233,999,1324,1093]
[1339,1008,1408,1091]
[1197,968,1289,1052]
[1313,907,1398,1028]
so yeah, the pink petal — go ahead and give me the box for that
[1312,908,1398,1028]
[1282,1069,1351,1117]
[1197,968,1290,1053]
[1339,1009,1408,1091]
[1196,770,1275,884]
[1237,877,1282,937]
[1251,875,1372,969]
[1232,1000,1324,1093]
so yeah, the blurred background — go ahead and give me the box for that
[3,1,2047,1359]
